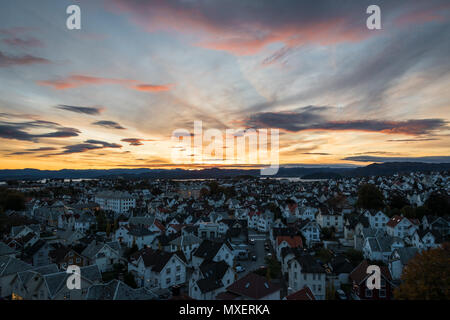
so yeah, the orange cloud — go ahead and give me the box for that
[132,84,173,92]
[37,74,172,92]
[395,3,450,26]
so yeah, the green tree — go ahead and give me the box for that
[356,184,384,210]
[395,243,450,300]
[400,206,416,219]
[389,192,409,210]
[106,222,111,237]
[424,192,450,217]
[264,256,281,279]
[96,211,107,232]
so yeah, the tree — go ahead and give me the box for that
[321,227,335,241]
[400,206,416,219]
[96,211,107,232]
[389,192,409,210]
[0,188,26,211]
[424,192,450,217]
[394,243,450,300]
[326,282,336,300]
[265,256,281,279]
[106,222,111,237]
[356,184,384,210]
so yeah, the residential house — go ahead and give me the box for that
[287,253,326,300]
[216,272,281,300]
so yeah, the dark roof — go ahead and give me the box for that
[285,286,316,300]
[349,260,392,285]
[135,248,186,272]
[23,239,47,257]
[193,239,231,261]
[199,260,229,280]
[292,253,326,273]
[330,255,354,274]
[225,272,280,300]
[272,227,299,238]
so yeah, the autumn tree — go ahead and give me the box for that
[395,243,450,300]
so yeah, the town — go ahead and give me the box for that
[0,170,448,300]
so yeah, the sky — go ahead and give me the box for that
[0,0,449,170]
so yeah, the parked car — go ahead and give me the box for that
[249,239,255,245]
[236,265,246,273]
[336,289,347,300]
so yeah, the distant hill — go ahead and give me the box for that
[0,162,449,181]
[301,172,343,180]
[349,162,450,177]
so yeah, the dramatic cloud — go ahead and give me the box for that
[55,140,122,155]
[109,0,448,55]
[0,119,80,142]
[121,138,146,146]
[342,156,450,163]
[92,120,126,130]
[0,51,49,67]
[244,106,448,135]
[56,105,104,115]
[109,0,372,55]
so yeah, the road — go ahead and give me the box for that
[236,233,268,279]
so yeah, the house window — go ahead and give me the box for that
[176,266,181,272]
[366,289,373,298]
[166,268,171,274]
[176,275,180,281]
[166,278,170,285]
[379,289,386,298]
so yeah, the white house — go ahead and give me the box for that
[189,261,235,300]
[287,253,326,300]
[128,248,187,289]
[386,215,419,240]
[192,240,234,268]
[364,210,390,230]
[95,191,136,214]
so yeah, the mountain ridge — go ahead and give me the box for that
[0,162,449,180]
